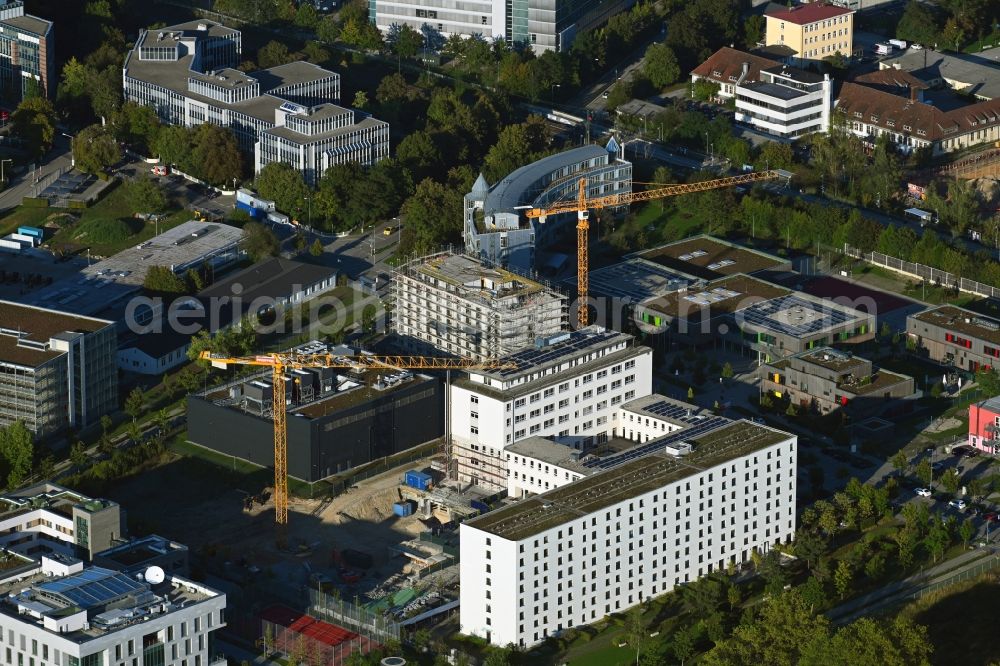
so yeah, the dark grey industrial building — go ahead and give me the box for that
[186,368,444,482]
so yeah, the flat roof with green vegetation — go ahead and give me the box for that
[468,421,792,541]
[638,235,786,280]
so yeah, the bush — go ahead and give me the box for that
[21,197,49,208]
[71,217,140,245]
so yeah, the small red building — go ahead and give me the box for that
[968,397,1000,454]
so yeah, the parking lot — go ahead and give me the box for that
[0,246,88,300]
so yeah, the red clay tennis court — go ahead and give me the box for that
[260,604,379,664]
[799,276,915,315]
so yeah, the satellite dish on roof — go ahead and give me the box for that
[144,566,165,585]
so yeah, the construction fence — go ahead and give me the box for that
[843,244,1000,299]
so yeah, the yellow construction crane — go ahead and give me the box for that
[199,350,514,526]
[525,170,783,327]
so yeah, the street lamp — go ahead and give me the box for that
[551,83,561,102]
[61,132,74,168]
[0,158,12,184]
[303,196,311,228]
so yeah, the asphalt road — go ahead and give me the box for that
[0,134,73,214]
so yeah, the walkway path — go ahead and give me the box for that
[826,545,999,624]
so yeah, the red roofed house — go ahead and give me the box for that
[690,47,780,100]
[836,81,1000,155]
[765,2,854,64]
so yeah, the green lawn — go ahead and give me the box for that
[902,579,1000,665]
[0,206,58,237]
[45,184,192,257]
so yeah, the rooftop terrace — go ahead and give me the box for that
[469,421,791,540]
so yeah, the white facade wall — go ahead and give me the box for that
[451,349,653,490]
[504,454,586,498]
[735,74,831,137]
[460,434,798,648]
[0,509,75,554]
[613,409,685,442]
[0,584,226,666]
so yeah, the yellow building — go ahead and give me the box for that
[765,3,854,63]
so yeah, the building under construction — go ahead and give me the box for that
[392,252,567,361]
[186,342,444,483]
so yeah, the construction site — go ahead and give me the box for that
[392,252,568,361]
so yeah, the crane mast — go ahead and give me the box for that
[198,351,513,528]
[526,170,782,327]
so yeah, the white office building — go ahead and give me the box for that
[449,327,653,489]
[735,65,831,138]
[0,555,226,666]
[370,0,636,53]
[393,252,567,361]
[460,419,797,647]
[464,142,631,272]
[123,20,388,185]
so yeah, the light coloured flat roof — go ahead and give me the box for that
[469,421,792,541]
[80,220,243,287]
[505,437,594,475]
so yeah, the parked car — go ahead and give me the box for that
[948,499,967,510]
[916,488,932,497]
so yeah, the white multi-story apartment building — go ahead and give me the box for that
[393,252,567,361]
[464,142,631,272]
[370,0,636,53]
[450,327,653,489]
[123,20,388,185]
[460,420,797,647]
[0,555,226,666]
[735,66,831,138]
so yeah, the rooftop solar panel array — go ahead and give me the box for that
[739,295,852,337]
[585,414,730,470]
[38,567,147,609]
[496,330,622,377]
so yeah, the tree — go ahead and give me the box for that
[482,117,549,183]
[625,606,646,665]
[0,422,33,489]
[74,123,121,176]
[975,367,1000,396]
[153,125,193,168]
[744,15,765,49]
[309,238,324,257]
[833,560,853,600]
[143,265,188,294]
[823,616,933,666]
[691,78,720,101]
[70,441,88,469]
[959,518,974,548]
[240,221,279,261]
[915,459,933,487]
[703,590,830,666]
[191,124,243,186]
[799,576,826,614]
[890,450,908,476]
[940,469,960,494]
[400,178,463,255]
[793,530,827,571]
[124,387,145,423]
[12,95,57,159]
[257,40,293,69]
[294,2,319,28]
[644,43,680,89]
[727,584,742,611]
[671,626,695,665]
[681,575,722,618]
[924,519,950,562]
[760,550,788,596]
[896,0,940,46]
[395,130,442,183]
[255,162,310,217]
[125,176,167,214]
[687,387,695,400]
[388,24,424,59]
[721,362,734,380]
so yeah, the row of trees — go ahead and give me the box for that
[895,0,999,52]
